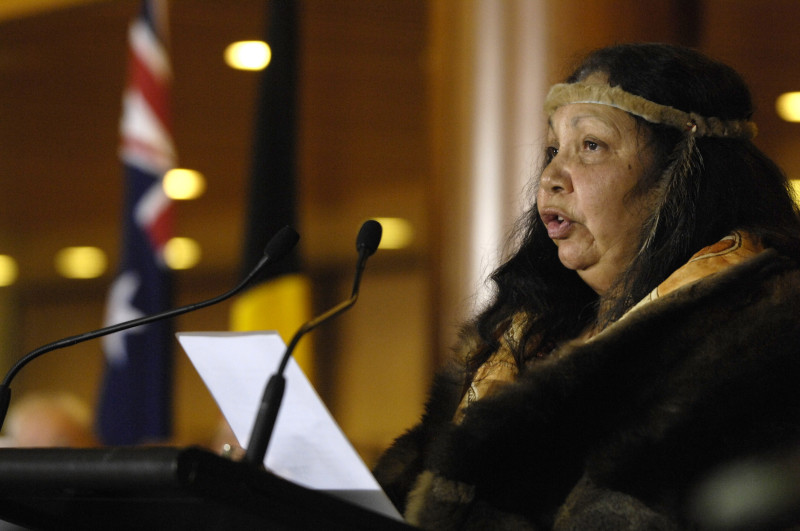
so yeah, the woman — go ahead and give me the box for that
[374,43,800,529]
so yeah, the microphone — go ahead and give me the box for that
[0,225,300,431]
[243,219,382,466]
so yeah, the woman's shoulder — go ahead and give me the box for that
[625,231,799,318]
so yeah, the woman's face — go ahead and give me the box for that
[537,102,654,294]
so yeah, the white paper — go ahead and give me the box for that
[177,331,402,520]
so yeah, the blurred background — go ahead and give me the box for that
[0,0,798,466]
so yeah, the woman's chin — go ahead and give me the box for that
[557,252,613,293]
[556,244,597,274]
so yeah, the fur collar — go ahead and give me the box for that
[378,250,800,528]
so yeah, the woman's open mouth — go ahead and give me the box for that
[542,212,573,239]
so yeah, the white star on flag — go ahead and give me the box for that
[102,270,146,366]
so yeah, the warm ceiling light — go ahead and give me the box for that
[790,180,800,206]
[372,217,414,250]
[0,255,19,287]
[55,247,107,279]
[776,92,800,122]
[224,40,271,71]
[163,168,206,200]
[164,237,201,270]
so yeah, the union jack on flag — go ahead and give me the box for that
[97,0,175,445]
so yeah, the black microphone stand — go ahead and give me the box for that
[0,226,299,431]
[244,220,381,467]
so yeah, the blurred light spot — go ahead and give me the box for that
[164,237,201,270]
[55,247,107,279]
[224,41,271,71]
[0,255,19,286]
[791,180,800,206]
[776,92,800,122]
[689,458,800,530]
[163,168,206,200]
[372,217,414,249]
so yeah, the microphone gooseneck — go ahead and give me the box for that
[0,226,300,431]
[244,220,382,466]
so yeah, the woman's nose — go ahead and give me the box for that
[539,159,573,195]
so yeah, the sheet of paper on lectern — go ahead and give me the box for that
[177,331,402,521]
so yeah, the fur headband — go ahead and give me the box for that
[544,82,757,139]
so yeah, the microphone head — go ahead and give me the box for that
[356,220,382,256]
[264,226,300,260]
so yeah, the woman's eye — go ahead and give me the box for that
[584,140,599,151]
[545,146,558,163]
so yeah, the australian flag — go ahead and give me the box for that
[97,0,175,445]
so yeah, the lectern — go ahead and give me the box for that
[0,446,411,530]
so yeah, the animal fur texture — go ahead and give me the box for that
[373,250,800,529]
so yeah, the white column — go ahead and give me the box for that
[465,0,548,310]
[431,0,548,355]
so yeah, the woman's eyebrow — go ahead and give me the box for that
[570,113,618,133]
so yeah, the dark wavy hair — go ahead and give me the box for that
[469,43,800,374]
